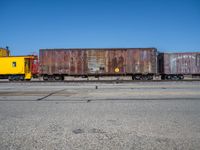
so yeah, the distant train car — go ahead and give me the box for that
[158,52,200,80]
[39,48,157,80]
[0,56,36,81]
[0,48,10,56]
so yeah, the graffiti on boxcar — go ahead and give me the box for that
[87,50,107,74]
[171,55,196,62]
[170,54,196,74]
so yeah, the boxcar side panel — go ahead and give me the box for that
[126,48,157,74]
[108,49,127,74]
[40,50,70,75]
[69,50,86,75]
[86,50,108,74]
[162,53,200,74]
[40,48,158,76]
[40,49,87,75]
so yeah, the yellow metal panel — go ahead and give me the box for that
[0,56,34,80]
[0,57,24,74]
[25,72,32,79]
[24,58,32,79]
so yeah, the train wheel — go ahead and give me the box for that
[178,75,184,80]
[19,75,25,81]
[54,76,63,81]
[132,75,142,80]
[43,76,48,81]
[166,75,172,80]
[147,75,153,80]
[161,75,165,80]
[172,75,179,80]
[142,75,148,80]
[8,77,13,81]
[8,75,20,81]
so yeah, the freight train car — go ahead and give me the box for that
[158,52,200,80]
[0,56,36,81]
[0,48,10,56]
[39,48,157,80]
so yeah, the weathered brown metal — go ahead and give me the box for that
[159,52,200,74]
[87,49,108,74]
[40,49,87,75]
[126,48,157,74]
[108,49,127,74]
[39,48,157,76]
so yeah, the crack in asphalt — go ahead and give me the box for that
[36,89,67,101]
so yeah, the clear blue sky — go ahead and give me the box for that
[1,0,200,55]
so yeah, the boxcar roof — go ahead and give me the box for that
[40,48,157,51]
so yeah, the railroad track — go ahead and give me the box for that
[0,79,200,83]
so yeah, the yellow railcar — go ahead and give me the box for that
[0,56,35,81]
[0,48,10,56]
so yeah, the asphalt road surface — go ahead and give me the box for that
[0,81,200,150]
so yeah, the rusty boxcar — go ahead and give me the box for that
[39,48,157,80]
[158,52,200,80]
